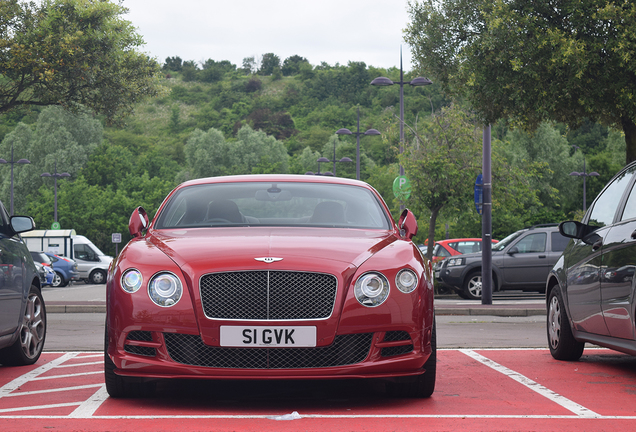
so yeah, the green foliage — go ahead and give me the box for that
[0,0,162,124]
[405,0,636,163]
[282,55,310,76]
[258,53,281,76]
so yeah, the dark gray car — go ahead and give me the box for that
[547,161,636,360]
[436,224,570,300]
[0,201,44,366]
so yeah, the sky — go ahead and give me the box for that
[122,0,417,71]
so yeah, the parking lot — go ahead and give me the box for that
[0,285,623,431]
[2,348,636,431]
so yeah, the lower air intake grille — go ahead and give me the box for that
[164,333,373,369]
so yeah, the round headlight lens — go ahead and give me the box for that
[396,269,418,293]
[148,272,182,307]
[354,272,389,307]
[121,269,142,293]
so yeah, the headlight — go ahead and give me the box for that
[396,269,418,293]
[121,269,142,293]
[354,272,389,307]
[447,257,465,267]
[148,272,182,307]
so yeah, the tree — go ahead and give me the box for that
[163,56,183,72]
[282,55,310,76]
[242,56,256,75]
[405,0,636,164]
[258,53,281,76]
[401,104,483,260]
[0,0,162,125]
[0,106,102,213]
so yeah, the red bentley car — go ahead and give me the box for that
[105,175,436,398]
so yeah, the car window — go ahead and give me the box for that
[513,233,546,253]
[433,244,451,258]
[620,180,636,221]
[550,232,570,252]
[456,241,480,254]
[74,244,98,261]
[588,166,636,227]
[155,182,391,229]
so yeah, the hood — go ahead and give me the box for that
[145,227,398,273]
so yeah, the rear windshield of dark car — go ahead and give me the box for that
[155,182,392,230]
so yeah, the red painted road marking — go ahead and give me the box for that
[1,349,636,431]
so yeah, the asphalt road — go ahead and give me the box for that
[43,312,548,352]
[41,283,549,351]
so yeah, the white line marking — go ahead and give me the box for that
[56,361,103,368]
[3,384,103,397]
[0,402,81,414]
[2,414,636,419]
[30,371,102,381]
[69,385,109,418]
[460,349,600,418]
[0,353,78,397]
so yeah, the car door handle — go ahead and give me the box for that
[538,255,546,258]
[631,229,636,239]
[592,239,603,251]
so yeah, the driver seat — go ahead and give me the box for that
[206,200,244,223]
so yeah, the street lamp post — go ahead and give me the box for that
[41,162,71,223]
[570,145,599,212]
[336,107,380,180]
[0,144,31,215]
[370,47,432,177]
[316,138,353,177]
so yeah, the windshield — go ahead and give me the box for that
[154,181,392,230]
[491,230,526,252]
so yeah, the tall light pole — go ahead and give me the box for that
[336,107,381,180]
[41,162,71,223]
[570,145,599,212]
[316,137,353,176]
[0,144,31,215]
[370,47,432,177]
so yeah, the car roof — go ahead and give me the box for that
[179,174,371,188]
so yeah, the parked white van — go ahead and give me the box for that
[22,230,113,284]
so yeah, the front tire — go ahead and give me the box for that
[389,320,436,398]
[0,285,46,366]
[547,287,584,361]
[89,269,106,284]
[463,271,482,300]
[104,327,156,398]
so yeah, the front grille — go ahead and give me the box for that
[164,333,373,369]
[383,331,411,342]
[125,331,156,357]
[381,345,413,357]
[200,271,337,320]
[126,330,153,342]
[125,345,157,357]
[381,331,413,357]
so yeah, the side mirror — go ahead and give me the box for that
[507,246,519,255]
[129,207,149,238]
[559,220,586,239]
[397,209,418,240]
[10,215,35,234]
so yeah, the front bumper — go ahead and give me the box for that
[108,327,432,380]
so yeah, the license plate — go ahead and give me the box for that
[220,326,317,347]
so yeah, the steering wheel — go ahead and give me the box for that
[207,218,232,224]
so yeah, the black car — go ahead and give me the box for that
[0,202,44,366]
[547,161,636,360]
[435,224,570,299]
